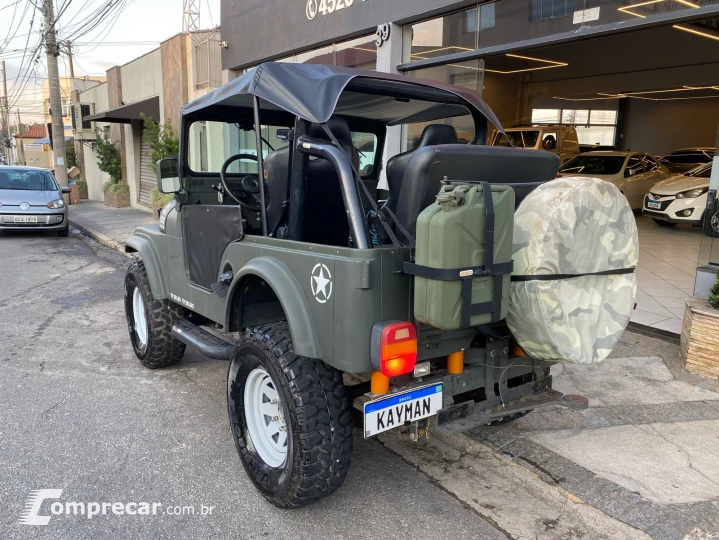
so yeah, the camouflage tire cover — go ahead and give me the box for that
[507,177,638,364]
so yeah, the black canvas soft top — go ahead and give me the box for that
[181,63,506,136]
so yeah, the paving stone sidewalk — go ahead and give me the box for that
[69,201,155,253]
[466,331,719,540]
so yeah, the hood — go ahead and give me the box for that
[649,174,710,195]
[0,189,61,206]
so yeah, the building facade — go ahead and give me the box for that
[75,29,223,209]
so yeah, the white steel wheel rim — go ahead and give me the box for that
[244,368,288,468]
[132,287,148,347]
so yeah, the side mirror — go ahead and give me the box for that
[61,186,72,194]
[156,157,180,194]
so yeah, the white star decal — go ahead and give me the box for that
[311,264,333,304]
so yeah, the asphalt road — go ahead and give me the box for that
[0,231,507,540]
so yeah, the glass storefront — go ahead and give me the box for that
[403,1,719,65]
[276,35,377,70]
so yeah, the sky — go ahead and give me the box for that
[0,0,221,123]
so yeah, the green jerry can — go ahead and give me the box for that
[411,183,515,331]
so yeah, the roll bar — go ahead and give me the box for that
[295,135,371,250]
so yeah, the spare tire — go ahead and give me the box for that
[507,177,638,364]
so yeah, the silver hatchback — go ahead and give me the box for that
[0,166,70,236]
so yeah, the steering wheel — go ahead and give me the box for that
[220,153,263,212]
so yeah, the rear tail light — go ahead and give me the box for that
[371,321,417,377]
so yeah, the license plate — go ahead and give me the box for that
[14,216,38,223]
[364,383,444,438]
[647,201,661,210]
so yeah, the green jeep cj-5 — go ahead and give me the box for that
[123,63,603,508]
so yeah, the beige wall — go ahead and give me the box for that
[161,35,189,134]
[121,49,164,122]
[79,83,111,201]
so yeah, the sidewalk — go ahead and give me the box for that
[69,200,155,254]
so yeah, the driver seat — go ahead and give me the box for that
[263,134,293,235]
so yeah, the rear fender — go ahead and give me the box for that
[225,257,322,359]
[125,233,168,300]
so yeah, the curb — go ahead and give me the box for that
[70,219,132,258]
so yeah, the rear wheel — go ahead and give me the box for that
[124,260,186,369]
[653,219,677,227]
[227,323,353,508]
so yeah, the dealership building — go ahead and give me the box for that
[217,0,719,332]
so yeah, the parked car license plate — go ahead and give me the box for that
[364,383,443,438]
[14,216,38,223]
[647,201,661,210]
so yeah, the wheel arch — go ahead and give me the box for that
[225,257,322,359]
[125,235,168,300]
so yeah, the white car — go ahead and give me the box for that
[558,151,670,210]
[642,162,712,228]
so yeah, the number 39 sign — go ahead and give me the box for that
[306,0,359,20]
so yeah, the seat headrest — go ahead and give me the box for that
[418,124,459,147]
[310,115,354,157]
[0,172,9,187]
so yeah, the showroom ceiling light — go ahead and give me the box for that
[618,0,699,18]
[673,24,719,41]
[484,53,568,74]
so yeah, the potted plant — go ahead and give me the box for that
[710,272,719,310]
[96,128,130,208]
[150,188,175,220]
[76,179,89,200]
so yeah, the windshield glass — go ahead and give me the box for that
[559,155,626,175]
[661,150,713,164]
[685,163,713,178]
[0,169,58,191]
[494,131,540,148]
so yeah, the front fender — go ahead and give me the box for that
[125,231,168,300]
[225,257,322,359]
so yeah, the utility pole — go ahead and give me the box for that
[43,0,68,186]
[65,40,74,79]
[1,60,12,165]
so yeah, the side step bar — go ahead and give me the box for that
[171,319,234,360]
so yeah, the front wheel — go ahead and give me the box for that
[124,260,186,369]
[703,211,719,238]
[227,323,353,508]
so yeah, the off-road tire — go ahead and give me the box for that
[58,223,70,237]
[124,260,186,369]
[653,219,676,228]
[227,323,353,508]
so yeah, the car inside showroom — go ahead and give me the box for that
[222,0,719,334]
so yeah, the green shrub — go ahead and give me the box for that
[141,113,179,172]
[710,272,719,309]
[102,181,130,195]
[150,188,175,206]
[76,179,88,195]
[66,146,78,169]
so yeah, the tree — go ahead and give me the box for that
[141,113,178,205]
[95,128,128,194]
[140,113,179,172]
